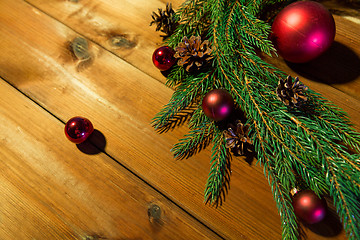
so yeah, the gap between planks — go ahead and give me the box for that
[1,0,356,239]
[0,73,225,239]
[22,0,169,89]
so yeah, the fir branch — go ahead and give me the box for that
[281,107,360,238]
[245,0,263,15]
[314,109,360,153]
[209,1,360,236]
[236,3,276,56]
[165,66,187,88]
[165,0,210,47]
[326,157,360,239]
[172,109,214,159]
[152,70,213,130]
[204,127,231,206]
[253,120,299,240]
[151,1,360,239]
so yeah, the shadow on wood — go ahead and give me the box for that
[76,129,107,155]
[286,41,360,84]
[317,0,360,15]
[303,207,343,237]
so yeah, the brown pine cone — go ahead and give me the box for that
[150,3,177,39]
[174,36,213,72]
[276,76,308,108]
[224,120,252,156]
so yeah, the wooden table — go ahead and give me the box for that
[0,0,359,239]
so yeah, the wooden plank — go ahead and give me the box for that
[0,78,220,239]
[25,0,360,103]
[321,0,360,22]
[0,0,355,240]
[0,1,281,239]
[0,1,284,239]
[24,0,360,132]
[24,0,178,82]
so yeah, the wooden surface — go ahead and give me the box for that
[0,0,359,239]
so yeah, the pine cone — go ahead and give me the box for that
[224,120,252,156]
[174,36,213,72]
[276,76,308,108]
[150,3,177,39]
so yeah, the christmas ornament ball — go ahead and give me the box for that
[271,1,336,63]
[202,89,234,121]
[152,46,176,71]
[292,190,327,224]
[65,116,94,144]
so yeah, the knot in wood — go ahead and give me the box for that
[71,37,90,60]
[109,35,136,49]
[148,203,161,223]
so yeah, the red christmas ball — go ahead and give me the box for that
[152,46,176,71]
[65,116,94,144]
[202,89,234,121]
[292,190,327,224]
[271,1,336,63]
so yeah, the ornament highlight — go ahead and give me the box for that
[152,46,176,71]
[292,189,327,224]
[202,89,234,121]
[65,116,94,144]
[271,1,336,63]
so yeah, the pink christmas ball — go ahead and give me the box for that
[271,1,336,63]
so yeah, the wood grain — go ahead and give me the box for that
[0,0,284,239]
[24,0,179,82]
[25,0,360,98]
[26,0,360,126]
[0,79,219,240]
[0,0,358,239]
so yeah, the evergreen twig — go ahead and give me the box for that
[151,1,360,239]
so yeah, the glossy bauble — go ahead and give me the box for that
[292,190,327,224]
[152,46,176,71]
[65,116,94,144]
[271,1,336,63]
[202,89,234,121]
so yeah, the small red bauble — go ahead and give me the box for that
[202,89,234,121]
[292,190,327,224]
[152,46,176,71]
[65,116,94,144]
[271,1,336,63]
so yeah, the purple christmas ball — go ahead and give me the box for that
[202,89,234,121]
[292,190,327,224]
